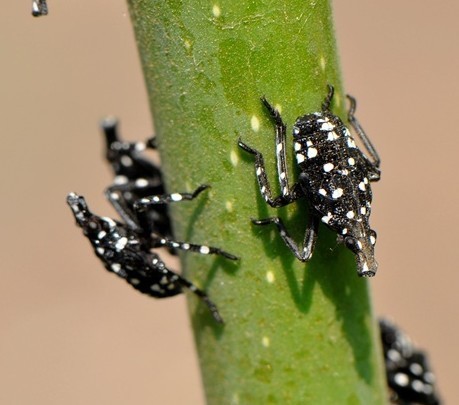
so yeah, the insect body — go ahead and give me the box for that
[380,319,441,404]
[102,118,172,240]
[68,122,237,323]
[239,85,380,276]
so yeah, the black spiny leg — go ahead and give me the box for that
[252,214,320,262]
[134,184,210,210]
[321,84,335,112]
[150,235,238,261]
[346,95,381,181]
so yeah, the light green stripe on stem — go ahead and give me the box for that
[127,0,387,403]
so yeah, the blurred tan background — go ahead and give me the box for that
[1,1,458,404]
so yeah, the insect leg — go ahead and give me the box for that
[321,84,335,112]
[346,94,381,173]
[260,97,293,198]
[150,235,238,261]
[134,184,210,209]
[252,214,319,262]
[238,140,300,208]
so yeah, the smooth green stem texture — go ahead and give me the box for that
[127,1,387,403]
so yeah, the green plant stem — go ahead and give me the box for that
[127,0,387,403]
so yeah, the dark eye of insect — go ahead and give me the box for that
[238,84,381,277]
[67,119,238,323]
[380,319,442,405]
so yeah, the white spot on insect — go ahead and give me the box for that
[276,142,283,153]
[362,262,369,272]
[296,153,305,163]
[110,192,119,200]
[307,147,318,158]
[152,258,159,265]
[150,284,161,292]
[266,271,275,283]
[412,379,425,393]
[293,127,300,135]
[256,167,262,176]
[262,336,270,347]
[358,182,366,191]
[260,186,266,194]
[172,242,180,248]
[230,149,239,167]
[346,210,355,219]
[111,263,121,273]
[96,247,105,255]
[171,193,183,201]
[306,140,313,147]
[102,217,117,228]
[319,188,327,196]
[182,243,190,250]
[410,363,423,376]
[321,122,334,131]
[321,212,333,224]
[115,237,128,251]
[344,128,351,137]
[251,115,260,132]
[98,231,107,239]
[212,4,221,17]
[348,157,355,166]
[130,278,140,285]
[388,349,401,362]
[423,384,434,395]
[323,163,334,172]
[370,235,376,245]
[200,246,210,254]
[319,55,326,71]
[342,228,348,235]
[294,142,301,151]
[394,373,409,387]
[282,187,288,196]
[114,175,128,185]
[135,178,149,187]
[332,188,343,199]
[135,142,146,151]
[424,372,435,384]
[341,169,349,176]
[280,172,286,179]
[357,241,363,250]
[152,196,160,202]
[327,131,339,141]
[225,201,233,212]
[121,156,133,167]
[364,177,369,184]
[347,138,356,148]
[360,207,367,215]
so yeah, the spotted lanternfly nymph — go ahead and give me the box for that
[67,122,237,323]
[239,85,380,276]
[32,0,48,16]
[102,118,173,242]
[380,319,441,405]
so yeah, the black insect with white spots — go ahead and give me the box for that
[102,118,173,241]
[67,122,237,323]
[239,85,380,276]
[32,0,48,16]
[380,319,441,404]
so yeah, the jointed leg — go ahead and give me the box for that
[260,97,293,198]
[150,235,238,261]
[134,184,210,210]
[322,84,335,112]
[346,95,381,169]
[252,214,320,262]
[238,140,300,208]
